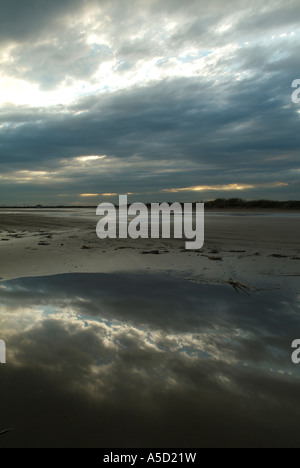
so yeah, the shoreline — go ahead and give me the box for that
[0,211,299,292]
[1,207,300,213]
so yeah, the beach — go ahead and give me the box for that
[1,0,300,449]
[0,209,300,448]
[0,209,299,290]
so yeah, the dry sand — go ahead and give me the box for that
[0,209,299,292]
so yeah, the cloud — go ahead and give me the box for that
[0,74,299,204]
[0,0,90,44]
[0,0,299,204]
[163,182,289,193]
[164,183,255,193]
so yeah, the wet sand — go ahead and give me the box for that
[0,209,299,291]
[0,210,300,448]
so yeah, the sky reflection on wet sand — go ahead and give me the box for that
[0,273,299,448]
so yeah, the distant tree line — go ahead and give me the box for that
[2,199,300,209]
[203,198,300,209]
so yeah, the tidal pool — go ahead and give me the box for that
[0,273,299,448]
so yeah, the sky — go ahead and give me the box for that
[0,0,299,206]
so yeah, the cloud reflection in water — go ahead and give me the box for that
[0,273,299,448]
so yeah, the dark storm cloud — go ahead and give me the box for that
[0,76,299,194]
[0,0,88,43]
[236,1,300,35]
[0,75,294,165]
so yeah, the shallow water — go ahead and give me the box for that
[0,273,299,448]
